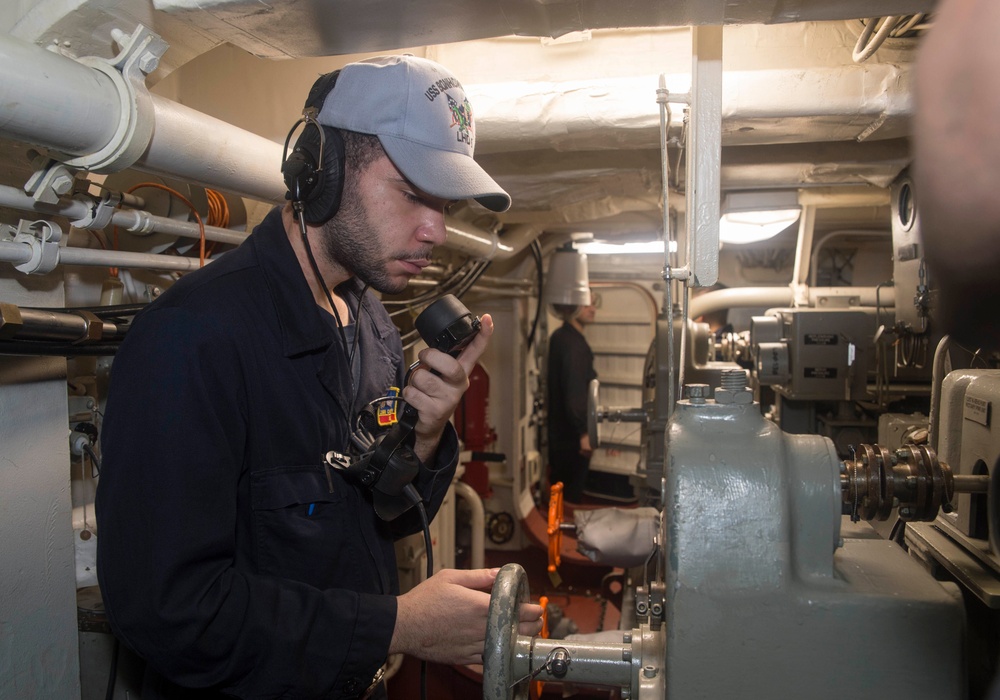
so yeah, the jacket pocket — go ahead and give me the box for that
[250,465,359,587]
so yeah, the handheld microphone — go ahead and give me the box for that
[326,294,481,520]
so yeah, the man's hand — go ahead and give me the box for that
[390,568,543,665]
[404,313,495,463]
[579,433,593,458]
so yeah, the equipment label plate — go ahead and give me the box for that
[964,395,991,427]
[804,367,837,379]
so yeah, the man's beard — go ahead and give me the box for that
[319,187,424,295]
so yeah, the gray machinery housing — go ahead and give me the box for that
[486,385,968,699]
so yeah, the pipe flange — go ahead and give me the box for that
[58,25,167,173]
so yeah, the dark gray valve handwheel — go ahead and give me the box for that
[483,563,530,700]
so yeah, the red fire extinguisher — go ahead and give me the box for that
[454,362,500,497]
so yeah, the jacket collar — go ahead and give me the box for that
[251,206,338,358]
[250,206,391,358]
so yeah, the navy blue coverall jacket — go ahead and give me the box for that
[96,206,458,699]
[546,322,596,453]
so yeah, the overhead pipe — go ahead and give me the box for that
[928,335,953,452]
[142,94,286,203]
[688,285,896,320]
[444,221,541,261]
[0,32,121,156]
[0,29,513,260]
[0,30,285,203]
[808,229,890,286]
[0,240,202,273]
[0,184,246,246]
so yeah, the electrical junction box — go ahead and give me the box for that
[751,308,875,401]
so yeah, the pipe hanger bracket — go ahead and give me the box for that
[57,25,167,174]
[10,218,63,275]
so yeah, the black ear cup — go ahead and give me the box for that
[282,124,345,225]
[281,70,346,226]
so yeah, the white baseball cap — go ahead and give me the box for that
[317,55,510,213]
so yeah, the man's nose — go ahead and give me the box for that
[415,207,448,246]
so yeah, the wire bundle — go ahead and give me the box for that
[853,14,930,63]
[387,257,493,351]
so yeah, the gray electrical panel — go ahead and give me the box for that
[751,308,875,401]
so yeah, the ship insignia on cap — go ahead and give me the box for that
[446,93,474,146]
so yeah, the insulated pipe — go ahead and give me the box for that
[689,287,793,320]
[142,95,286,203]
[808,230,890,286]
[0,241,202,272]
[452,481,485,570]
[0,32,516,256]
[928,335,952,452]
[0,32,284,203]
[688,286,897,320]
[498,224,544,260]
[0,34,121,156]
[444,219,513,259]
[445,221,541,261]
[0,184,246,245]
[791,204,818,301]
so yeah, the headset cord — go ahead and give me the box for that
[349,283,369,381]
[295,206,359,406]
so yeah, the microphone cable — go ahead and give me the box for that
[402,483,433,700]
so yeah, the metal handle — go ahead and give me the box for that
[483,563,530,700]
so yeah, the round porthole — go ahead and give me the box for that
[897,181,915,230]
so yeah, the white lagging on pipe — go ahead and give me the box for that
[688,285,897,320]
[0,31,285,203]
[0,30,525,263]
[0,240,201,272]
[452,480,485,570]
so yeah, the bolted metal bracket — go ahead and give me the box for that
[58,24,167,174]
[71,189,125,230]
[7,219,64,275]
[23,153,80,205]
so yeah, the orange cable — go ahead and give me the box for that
[125,182,207,267]
[204,188,230,257]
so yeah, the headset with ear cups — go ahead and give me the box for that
[281,70,346,226]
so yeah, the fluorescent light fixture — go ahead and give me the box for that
[719,191,801,245]
[576,240,678,255]
[719,209,801,244]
